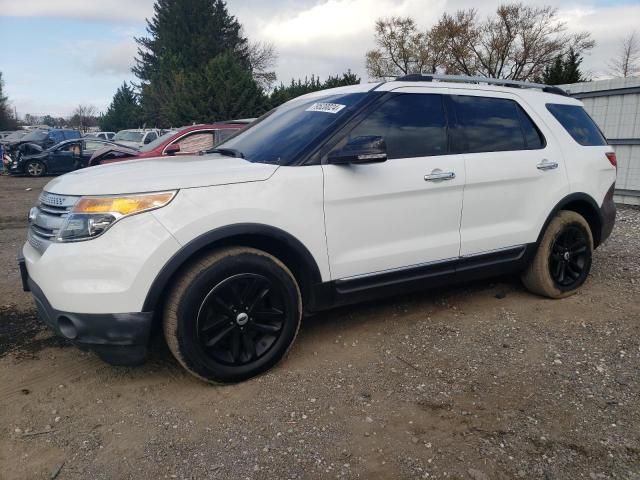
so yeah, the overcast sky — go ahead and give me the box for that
[0,0,638,118]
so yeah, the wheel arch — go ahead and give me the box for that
[538,193,604,247]
[143,223,323,315]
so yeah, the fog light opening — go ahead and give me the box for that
[57,316,78,340]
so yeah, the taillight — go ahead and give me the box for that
[605,152,617,168]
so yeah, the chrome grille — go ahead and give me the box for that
[28,192,79,253]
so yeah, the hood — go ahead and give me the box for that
[90,143,139,162]
[22,151,48,161]
[44,154,279,196]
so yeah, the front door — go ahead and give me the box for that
[322,89,465,280]
[47,142,77,173]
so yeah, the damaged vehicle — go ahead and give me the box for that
[89,121,252,165]
[3,129,81,166]
[7,138,115,176]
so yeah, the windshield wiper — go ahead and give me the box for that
[207,147,245,158]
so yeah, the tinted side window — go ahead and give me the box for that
[546,104,606,146]
[349,94,448,159]
[516,106,545,149]
[451,96,526,153]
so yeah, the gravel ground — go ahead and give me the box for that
[0,175,639,480]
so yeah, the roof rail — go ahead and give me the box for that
[395,74,569,97]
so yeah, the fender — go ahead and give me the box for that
[142,223,323,313]
[536,191,606,247]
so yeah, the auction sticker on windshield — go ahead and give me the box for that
[306,103,346,114]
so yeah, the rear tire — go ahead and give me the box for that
[522,210,593,299]
[163,247,302,383]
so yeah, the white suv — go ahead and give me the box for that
[20,75,617,383]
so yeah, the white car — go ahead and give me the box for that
[85,131,115,141]
[112,129,160,149]
[21,75,617,383]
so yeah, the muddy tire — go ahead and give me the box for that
[163,247,302,383]
[522,210,593,299]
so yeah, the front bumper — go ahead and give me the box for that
[20,256,153,366]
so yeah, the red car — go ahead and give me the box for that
[89,121,253,165]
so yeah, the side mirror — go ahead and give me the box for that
[165,143,180,155]
[327,135,387,165]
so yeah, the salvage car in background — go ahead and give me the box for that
[85,131,116,141]
[3,128,81,164]
[6,138,115,176]
[0,129,28,145]
[90,121,252,165]
[112,129,162,149]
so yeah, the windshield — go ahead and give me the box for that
[215,92,367,164]
[114,131,144,142]
[21,130,48,142]
[3,131,28,142]
[139,130,178,152]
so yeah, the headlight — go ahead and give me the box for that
[56,191,177,242]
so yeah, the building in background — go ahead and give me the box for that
[560,78,640,206]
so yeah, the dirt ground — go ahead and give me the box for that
[0,174,639,480]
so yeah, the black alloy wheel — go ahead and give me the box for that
[196,273,286,365]
[548,224,590,289]
[163,247,302,383]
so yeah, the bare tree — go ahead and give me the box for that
[367,4,594,82]
[365,17,448,80]
[432,4,594,81]
[69,104,98,132]
[248,41,278,90]
[609,31,640,78]
[23,113,42,126]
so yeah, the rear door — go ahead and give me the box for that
[450,90,568,256]
[322,88,465,279]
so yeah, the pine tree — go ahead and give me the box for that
[134,0,263,126]
[270,71,361,108]
[539,48,587,85]
[101,82,143,132]
[133,0,249,82]
[0,72,17,130]
[165,52,269,125]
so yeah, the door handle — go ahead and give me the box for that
[537,159,559,171]
[424,169,456,182]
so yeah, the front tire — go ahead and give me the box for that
[522,210,593,298]
[25,160,45,177]
[163,247,302,383]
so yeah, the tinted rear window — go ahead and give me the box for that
[546,104,606,146]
